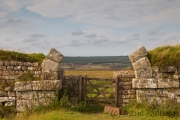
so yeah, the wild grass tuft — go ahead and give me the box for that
[122,98,180,118]
[0,49,45,65]
[148,44,180,66]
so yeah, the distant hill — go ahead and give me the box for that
[61,56,131,69]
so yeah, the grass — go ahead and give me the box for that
[12,109,180,120]
[0,49,45,65]
[148,44,180,67]
[65,69,116,78]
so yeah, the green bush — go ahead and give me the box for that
[148,44,180,66]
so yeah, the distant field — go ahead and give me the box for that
[62,56,131,65]
[61,56,131,69]
[65,69,118,78]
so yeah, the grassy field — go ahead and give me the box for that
[64,69,117,78]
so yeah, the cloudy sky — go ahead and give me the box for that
[0,0,180,56]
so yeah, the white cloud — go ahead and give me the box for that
[71,30,85,35]
[25,0,180,28]
[133,34,140,37]
[22,38,38,43]
[85,33,97,38]
[30,33,45,38]
[148,30,158,36]
[93,36,109,46]
[68,40,86,47]
[0,12,7,17]
[0,19,26,27]
[0,0,41,16]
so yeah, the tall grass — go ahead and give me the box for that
[0,50,45,65]
[148,44,180,66]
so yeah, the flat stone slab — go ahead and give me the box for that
[15,80,62,91]
[47,48,64,63]
[104,106,120,116]
[132,57,151,70]
[0,97,15,102]
[132,78,157,88]
[41,58,59,71]
[135,67,152,78]
[129,46,147,63]
[16,98,53,112]
[16,91,56,100]
[137,89,180,103]
[158,78,179,88]
[113,70,135,78]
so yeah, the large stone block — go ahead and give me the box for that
[10,61,18,66]
[0,91,7,97]
[46,48,64,63]
[0,61,3,66]
[132,57,151,70]
[158,78,179,88]
[0,97,15,102]
[136,89,180,103]
[135,67,152,78]
[5,101,15,106]
[40,70,60,80]
[41,58,59,71]
[0,66,6,70]
[32,80,62,90]
[113,70,135,78]
[7,66,14,70]
[132,78,157,88]
[16,91,56,100]
[15,80,62,91]
[16,97,54,112]
[4,61,10,66]
[129,46,147,63]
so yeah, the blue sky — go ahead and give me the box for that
[0,0,180,56]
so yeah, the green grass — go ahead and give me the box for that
[12,109,180,120]
[65,69,115,78]
[148,44,180,66]
[0,50,45,65]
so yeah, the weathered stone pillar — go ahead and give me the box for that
[41,48,64,80]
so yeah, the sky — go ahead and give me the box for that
[0,0,180,56]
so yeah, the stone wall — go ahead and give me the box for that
[15,80,62,112]
[129,46,180,104]
[0,48,65,112]
[113,70,136,106]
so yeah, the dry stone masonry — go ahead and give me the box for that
[0,48,64,112]
[129,46,180,104]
